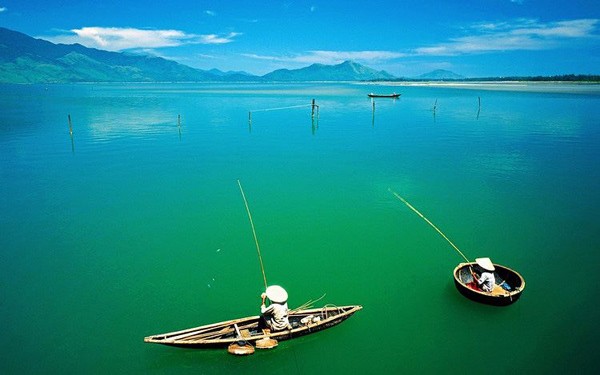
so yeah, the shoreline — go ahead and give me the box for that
[359,80,600,94]
[2,80,599,95]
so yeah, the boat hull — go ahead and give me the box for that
[368,93,400,98]
[144,305,362,348]
[453,263,525,306]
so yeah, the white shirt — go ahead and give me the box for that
[478,271,496,292]
[261,302,290,331]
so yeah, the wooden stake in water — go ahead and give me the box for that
[177,114,182,139]
[389,189,470,263]
[237,180,268,289]
[372,100,376,127]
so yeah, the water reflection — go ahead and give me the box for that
[178,114,182,141]
[371,99,375,127]
[69,131,75,153]
[68,114,75,153]
[86,109,178,141]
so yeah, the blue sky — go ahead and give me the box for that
[1,0,599,77]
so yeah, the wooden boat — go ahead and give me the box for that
[144,305,362,349]
[453,262,525,306]
[368,93,401,98]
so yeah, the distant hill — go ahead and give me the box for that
[262,60,396,81]
[0,27,222,83]
[417,69,465,80]
[207,68,254,78]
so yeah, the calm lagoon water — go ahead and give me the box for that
[1,82,599,374]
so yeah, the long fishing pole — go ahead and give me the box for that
[237,180,268,290]
[389,188,470,263]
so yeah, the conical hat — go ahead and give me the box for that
[475,257,495,272]
[265,285,288,303]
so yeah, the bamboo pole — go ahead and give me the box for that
[237,180,268,289]
[314,101,320,119]
[389,189,470,263]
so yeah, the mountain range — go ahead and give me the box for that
[0,27,453,83]
[262,60,395,81]
[0,27,217,83]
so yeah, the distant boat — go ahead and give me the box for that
[368,93,401,98]
[453,262,525,306]
[144,305,362,350]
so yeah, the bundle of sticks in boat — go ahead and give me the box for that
[288,293,326,314]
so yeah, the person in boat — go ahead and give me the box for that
[471,257,496,293]
[260,285,291,331]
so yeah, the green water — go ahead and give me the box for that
[1,82,599,374]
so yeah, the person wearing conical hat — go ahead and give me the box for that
[471,257,496,293]
[260,285,291,331]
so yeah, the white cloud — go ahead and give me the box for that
[242,18,598,66]
[40,27,241,51]
[204,10,216,16]
[200,32,242,44]
[243,50,405,65]
[309,50,406,62]
[74,27,185,50]
[0,6,7,12]
[415,18,599,56]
